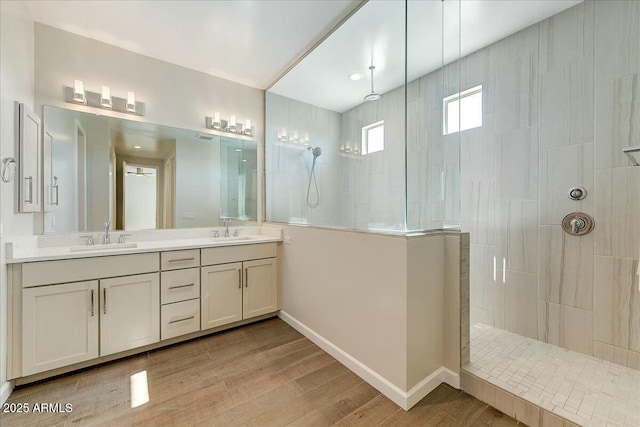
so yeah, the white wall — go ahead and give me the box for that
[0,1,35,404]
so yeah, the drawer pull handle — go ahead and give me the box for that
[169,315,195,324]
[168,283,195,290]
[168,257,195,263]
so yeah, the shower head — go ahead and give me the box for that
[364,65,380,102]
[307,146,322,158]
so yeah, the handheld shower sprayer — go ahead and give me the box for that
[306,146,322,208]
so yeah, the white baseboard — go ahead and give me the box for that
[1,380,14,405]
[279,311,460,410]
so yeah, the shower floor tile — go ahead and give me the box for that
[464,324,640,427]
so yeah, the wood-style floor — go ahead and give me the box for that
[3,318,520,426]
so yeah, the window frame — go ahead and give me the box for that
[361,120,385,155]
[442,84,483,136]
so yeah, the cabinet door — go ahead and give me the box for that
[201,262,242,330]
[243,258,278,320]
[22,281,99,376]
[100,273,160,356]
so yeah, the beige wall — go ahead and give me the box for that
[0,2,36,403]
[279,224,466,406]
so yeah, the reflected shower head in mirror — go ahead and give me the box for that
[364,65,380,101]
[306,145,322,158]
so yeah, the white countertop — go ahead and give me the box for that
[6,227,283,263]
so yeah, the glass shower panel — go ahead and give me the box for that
[406,0,461,231]
[266,1,407,231]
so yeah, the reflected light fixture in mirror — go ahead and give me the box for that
[126,91,136,113]
[100,86,112,109]
[205,113,254,137]
[73,80,86,104]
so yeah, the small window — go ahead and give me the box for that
[362,120,384,155]
[443,85,483,135]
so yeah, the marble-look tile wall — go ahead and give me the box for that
[464,0,640,370]
[265,92,343,226]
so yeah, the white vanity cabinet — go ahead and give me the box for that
[9,240,280,383]
[22,280,99,376]
[100,273,160,356]
[201,243,278,331]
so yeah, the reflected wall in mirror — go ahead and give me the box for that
[42,106,257,233]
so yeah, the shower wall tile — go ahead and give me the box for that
[538,301,593,356]
[496,127,539,201]
[594,167,640,258]
[539,60,594,149]
[494,270,537,339]
[538,225,594,311]
[495,57,539,133]
[460,115,495,181]
[471,307,494,327]
[594,256,640,351]
[539,143,594,225]
[594,0,640,83]
[594,74,640,169]
[495,200,538,274]
[460,180,495,245]
[593,340,629,367]
[539,0,594,72]
[461,45,497,114]
[470,244,496,312]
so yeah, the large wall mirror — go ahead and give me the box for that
[42,106,257,233]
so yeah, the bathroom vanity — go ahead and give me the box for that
[6,231,281,384]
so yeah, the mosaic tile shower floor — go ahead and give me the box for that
[465,324,640,427]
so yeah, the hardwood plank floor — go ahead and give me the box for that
[3,318,521,426]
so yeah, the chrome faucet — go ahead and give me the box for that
[222,218,232,237]
[103,220,111,244]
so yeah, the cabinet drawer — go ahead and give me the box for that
[161,268,200,304]
[22,253,159,287]
[161,299,200,340]
[161,249,200,271]
[201,243,276,266]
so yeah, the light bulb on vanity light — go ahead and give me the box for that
[73,80,86,104]
[126,91,136,113]
[100,86,112,109]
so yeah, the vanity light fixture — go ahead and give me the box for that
[126,92,136,114]
[100,86,112,109]
[73,80,87,104]
[205,113,254,137]
[133,145,142,149]
[349,73,363,81]
[65,81,145,116]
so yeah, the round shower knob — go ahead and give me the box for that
[568,187,587,201]
[562,212,594,236]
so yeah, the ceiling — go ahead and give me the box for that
[270,0,583,112]
[22,0,360,89]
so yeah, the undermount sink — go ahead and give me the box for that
[69,242,138,252]
[212,235,257,242]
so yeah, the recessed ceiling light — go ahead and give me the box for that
[348,73,363,81]
[235,149,242,152]
[133,145,142,149]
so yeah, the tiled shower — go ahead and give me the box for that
[265,0,639,423]
[462,0,640,369]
